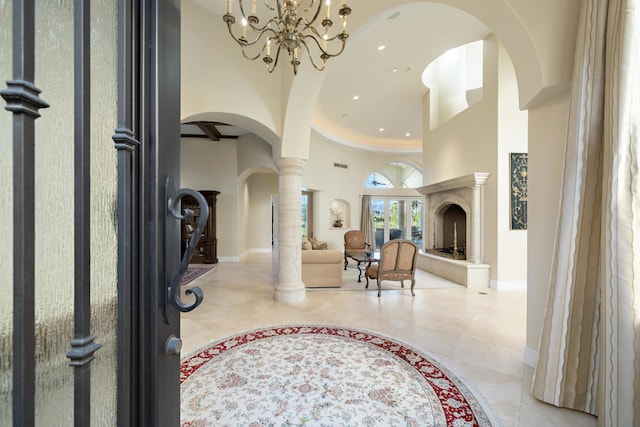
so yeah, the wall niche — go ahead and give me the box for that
[330,199,350,229]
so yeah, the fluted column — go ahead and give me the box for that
[275,158,306,303]
[470,184,483,263]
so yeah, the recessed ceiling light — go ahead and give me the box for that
[352,95,359,100]
[341,113,349,118]
[405,132,411,137]
[406,66,414,71]
[379,128,384,132]
[377,45,386,51]
[392,68,398,73]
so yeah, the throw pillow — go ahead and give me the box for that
[309,236,328,250]
[301,236,313,250]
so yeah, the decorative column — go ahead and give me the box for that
[275,158,306,303]
[469,184,483,264]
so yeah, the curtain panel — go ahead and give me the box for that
[360,195,375,252]
[532,0,639,424]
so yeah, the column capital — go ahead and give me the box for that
[276,157,306,176]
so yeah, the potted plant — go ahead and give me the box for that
[331,208,344,228]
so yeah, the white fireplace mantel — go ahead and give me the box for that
[418,172,490,195]
[415,172,491,288]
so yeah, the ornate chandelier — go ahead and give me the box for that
[224,0,352,75]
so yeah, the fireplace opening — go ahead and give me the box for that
[429,203,467,260]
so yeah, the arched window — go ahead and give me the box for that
[365,162,422,189]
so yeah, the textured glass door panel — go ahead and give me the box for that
[0,1,13,424]
[34,1,75,424]
[89,0,118,423]
[31,0,119,424]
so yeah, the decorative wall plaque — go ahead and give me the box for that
[510,153,528,230]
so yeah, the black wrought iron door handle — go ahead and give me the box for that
[166,177,207,314]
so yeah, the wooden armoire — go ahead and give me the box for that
[181,190,219,264]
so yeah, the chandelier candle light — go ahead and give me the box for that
[224,0,352,74]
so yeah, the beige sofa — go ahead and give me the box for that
[301,236,343,287]
[301,249,343,287]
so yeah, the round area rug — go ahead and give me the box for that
[181,325,498,427]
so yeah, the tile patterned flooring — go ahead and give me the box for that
[181,253,597,427]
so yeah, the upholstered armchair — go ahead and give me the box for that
[365,239,418,297]
[343,230,372,270]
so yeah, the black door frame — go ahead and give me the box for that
[114,0,183,425]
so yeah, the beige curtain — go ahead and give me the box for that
[532,0,639,424]
[360,195,375,252]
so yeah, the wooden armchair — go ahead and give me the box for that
[365,239,418,297]
[343,230,372,270]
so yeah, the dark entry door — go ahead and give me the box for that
[119,0,186,425]
[1,1,196,425]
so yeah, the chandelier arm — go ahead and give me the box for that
[238,0,249,20]
[305,0,323,25]
[316,30,346,43]
[263,0,276,12]
[225,21,252,46]
[244,27,279,47]
[266,42,285,73]
[302,20,338,41]
[225,21,246,45]
[302,33,346,58]
[299,17,326,37]
[326,38,348,57]
[300,0,319,13]
[247,16,281,34]
[301,15,348,41]
[298,38,325,72]
[241,44,262,60]
[226,20,279,48]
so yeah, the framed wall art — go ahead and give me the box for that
[510,153,528,230]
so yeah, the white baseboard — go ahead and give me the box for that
[489,279,527,290]
[218,256,240,263]
[247,248,273,254]
[239,248,273,260]
[524,346,538,368]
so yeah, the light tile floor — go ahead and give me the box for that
[181,253,597,427]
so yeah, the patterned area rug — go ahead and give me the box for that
[180,325,498,426]
[180,265,215,286]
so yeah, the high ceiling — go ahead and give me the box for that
[314,3,490,152]
[189,2,490,152]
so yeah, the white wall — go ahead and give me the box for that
[244,173,278,253]
[181,0,283,140]
[304,135,422,251]
[421,37,528,286]
[237,134,277,172]
[236,134,278,255]
[181,138,240,259]
[526,94,570,357]
[496,41,528,286]
[423,36,500,279]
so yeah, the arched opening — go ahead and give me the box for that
[366,161,423,189]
